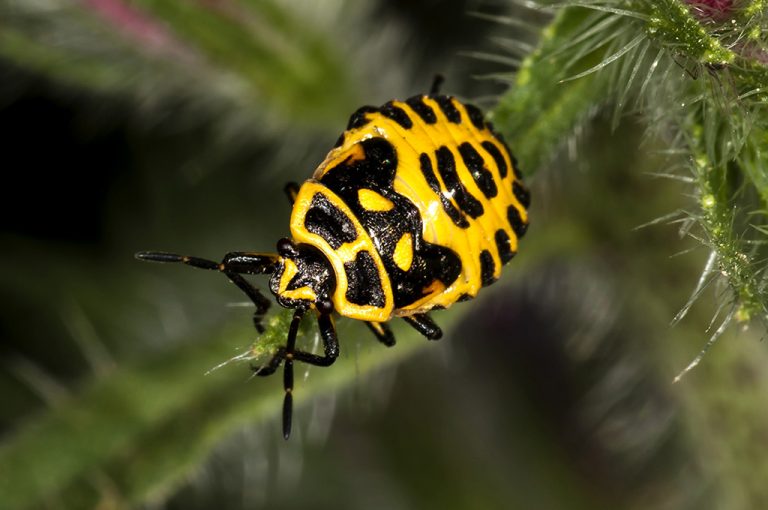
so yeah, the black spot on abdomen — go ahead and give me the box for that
[419,153,469,229]
[463,103,486,130]
[479,250,496,287]
[507,205,528,239]
[458,142,497,199]
[489,129,522,180]
[381,101,413,129]
[390,239,462,309]
[512,181,531,208]
[435,146,484,219]
[360,137,398,184]
[481,141,507,179]
[345,251,385,307]
[431,95,461,123]
[322,137,399,193]
[347,105,378,130]
[305,193,358,249]
[405,96,437,124]
[494,229,516,264]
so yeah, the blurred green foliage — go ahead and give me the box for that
[1,1,768,509]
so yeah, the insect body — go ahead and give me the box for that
[137,88,529,439]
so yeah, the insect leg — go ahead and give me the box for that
[258,314,340,369]
[135,251,279,333]
[365,321,396,347]
[430,74,445,94]
[403,313,443,340]
[225,272,272,333]
[284,182,300,205]
[290,313,340,367]
[252,310,338,439]
[284,310,339,439]
[250,347,286,376]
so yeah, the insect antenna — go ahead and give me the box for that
[135,251,278,332]
[135,251,221,270]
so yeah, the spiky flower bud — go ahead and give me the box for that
[684,0,735,20]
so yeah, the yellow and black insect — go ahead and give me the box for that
[136,80,530,438]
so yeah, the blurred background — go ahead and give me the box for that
[2,0,768,509]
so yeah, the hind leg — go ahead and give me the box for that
[366,321,396,347]
[403,313,442,340]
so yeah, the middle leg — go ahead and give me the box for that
[403,313,443,340]
[366,321,396,347]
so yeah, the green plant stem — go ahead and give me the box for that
[0,310,421,509]
[492,7,611,174]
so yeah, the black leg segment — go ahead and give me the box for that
[284,182,300,205]
[250,309,339,439]
[403,313,443,340]
[366,321,396,347]
[250,347,285,376]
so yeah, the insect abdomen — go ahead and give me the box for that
[309,94,529,316]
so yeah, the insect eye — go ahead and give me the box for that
[316,297,334,315]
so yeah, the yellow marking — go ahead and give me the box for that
[281,286,317,302]
[396,279,447,315]
[392,233,414,272]
[358,188,395,212]
[313,141,366,179]
[369,322,385,335]
[334,236,375,264]
[277,259,318,302]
